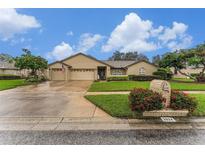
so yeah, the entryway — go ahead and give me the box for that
[97,67,106,80]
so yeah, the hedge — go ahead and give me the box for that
[128,75,160,81]
[107,76,128,81]
[0,74,21,80]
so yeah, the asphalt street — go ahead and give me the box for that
[0,129,205,145]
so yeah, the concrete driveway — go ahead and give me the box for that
[0,81,110,118]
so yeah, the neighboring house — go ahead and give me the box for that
[48,53,158,81]
[171,67,203,78]
[0,61,28,76]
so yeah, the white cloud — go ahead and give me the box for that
[166,35,192,50]
[158,22,192,50]
[0,9,41,40]
[66,31,73,36]
[159,22,188,43]
[77,33,103,52]
[102,12,155,52]
[102,12,192,53]
[46,42,74,60]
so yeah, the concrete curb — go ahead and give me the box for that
[0,117,205,131]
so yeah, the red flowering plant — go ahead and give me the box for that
[129,88,165,113]
[170,90,198,113]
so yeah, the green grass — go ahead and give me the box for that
[172,78,195,82]
[0,79,28,91]
[191,94,205,116]
[85,94,133,117]
[85,94,205,117]
[0,74,20,76]
[88,81,205,92]
[88,81,150,92]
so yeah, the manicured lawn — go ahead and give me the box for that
[0,79,28,91]
[88,81,150,92]
[191,94,205,116]
[85,94,205,117]
[172,78,195,82]
[85,94,133,117]
[88,81,205,92]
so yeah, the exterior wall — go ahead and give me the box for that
[48,62,66,80]
[49,63,64,69]
[62,54,109,80]
[171,67,203,78]
[0,68,29,77]
[127,61,158,75]
[63,54,107,69]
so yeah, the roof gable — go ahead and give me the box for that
[103,60,136,68]
[126,60,157,68]
[60,53,112,67]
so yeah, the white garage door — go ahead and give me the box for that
[51,68,65,80]
[70,69,95,80]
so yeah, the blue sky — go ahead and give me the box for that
[0,8,205,63]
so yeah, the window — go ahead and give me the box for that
[139,67,145,75]
[111,69,124,75]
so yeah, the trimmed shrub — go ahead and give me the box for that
[0,74,21,80]
[170,91,198,113]
[107,76,128,81]
[129,88,165,113]
[153,68,173,80]
[26,75,47,82]
[128,75,160,81]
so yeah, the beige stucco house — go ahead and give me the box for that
[48,53,158,81]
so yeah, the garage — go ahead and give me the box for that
[70,69,95,80]
[51,68,65,80]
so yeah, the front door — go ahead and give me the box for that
[97,67,106,80]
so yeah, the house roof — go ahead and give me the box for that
[49,52,112,67]
[125,60,158,68]
[103,60,136,68]
[48,52,157,69]
[48,61,72,67]
[0,61,17,69]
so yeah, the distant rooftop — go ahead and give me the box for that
[0,61,16,69]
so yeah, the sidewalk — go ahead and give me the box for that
[86,91,205,95]
[0,117,205,131]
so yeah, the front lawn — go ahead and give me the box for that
[88,81,205,92]
[0,79,28,91]
[85,94,133,117]
[85,94,205,118]
[191,94,205,116]
[172,78,195,82]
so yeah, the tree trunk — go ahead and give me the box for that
[30,69,37,76]
[177,69,197,81]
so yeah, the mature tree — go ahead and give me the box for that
[136,53,149,61]
[15,49,48,76]
[152,55,161,65]
[0,53,14,63]
[159,43,205,81]
[108,51,148,61]
[108,51,124,60]
[159,50,193,78]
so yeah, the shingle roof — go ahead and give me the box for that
[103,60,136,68]
[0,61,16,69]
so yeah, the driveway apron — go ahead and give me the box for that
[0,81,110,118]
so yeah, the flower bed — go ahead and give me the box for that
[129,88,198,114]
